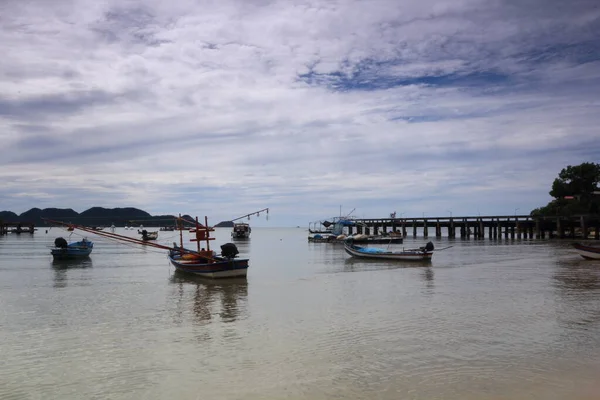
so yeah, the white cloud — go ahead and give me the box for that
[0,0,599,225]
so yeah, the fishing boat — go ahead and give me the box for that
[344,240,434,261]
[229,208,269,239]
[572,242,600,260]
[50,237,93,259]
[168,216,249,279]
[138,229,158,241]
[231,222,251,239]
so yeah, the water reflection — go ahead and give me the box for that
[553,259,600,331]
[421,267,435,291]
[342,257,432,273]
[51,258,93,288]
[170,273,248,325]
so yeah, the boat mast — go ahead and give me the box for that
[178,214,184,251]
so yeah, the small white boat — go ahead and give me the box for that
[344,241,434,261]
[231,222,251,239]
[572,243,600,260]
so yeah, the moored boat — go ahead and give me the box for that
[169,216,249,279]
[51,237,93,259]
[344,241,434,261]
[138,229,159,241]
[572,242,600,260]
[231,222,251,239]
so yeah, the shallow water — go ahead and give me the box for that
[1,228,599,399]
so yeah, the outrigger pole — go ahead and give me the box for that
[231,208,269,222]
[42,217,217,260]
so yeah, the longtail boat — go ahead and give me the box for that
[51,237,93,259]
[344,240,435,261]
[169,215,249,278]
[572,242,600,260]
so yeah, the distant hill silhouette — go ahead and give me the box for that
[215,221,234,227]
[0,207,195,228]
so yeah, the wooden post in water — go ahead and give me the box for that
[535,219,541,239]
[402,221,407,237]
[516,217,521,239]
[413,222,417,238]
[488,224,493,239]
[580,217,587,239]
[436,220,441,238]
[556,218,564,238]
[423,220,428,238]
[479,219,484,239]
[449,218,455,238]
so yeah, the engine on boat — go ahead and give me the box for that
[420,241,434,252]
[220,243,239,259]
[54,237,68,248]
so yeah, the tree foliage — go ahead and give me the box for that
[531,162,600,216]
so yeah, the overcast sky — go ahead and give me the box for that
[1,0,599,226]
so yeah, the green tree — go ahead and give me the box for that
[531,162,600,216]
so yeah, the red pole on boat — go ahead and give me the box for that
[205,216,210,252]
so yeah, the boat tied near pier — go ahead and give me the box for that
[344,240,435,261]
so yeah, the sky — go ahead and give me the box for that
[1,0,599,227]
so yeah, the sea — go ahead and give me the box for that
[1,227,599,400]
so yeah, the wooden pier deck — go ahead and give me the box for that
[343,215,600,240]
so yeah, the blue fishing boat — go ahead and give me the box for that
[51,237,93,259]
[344,240,434,261]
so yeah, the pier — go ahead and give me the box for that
[341,215,600,240]
[0,221,36,235]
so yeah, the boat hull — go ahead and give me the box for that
[51,247,93,259]
[344,243,432,261]
[169,255,249,278]
[572,243,600,260]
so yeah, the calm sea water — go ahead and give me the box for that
[1,227,599,399]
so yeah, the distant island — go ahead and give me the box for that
[0,207,231,228]
[214,221,234,227]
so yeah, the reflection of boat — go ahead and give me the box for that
[572,243,600,260]
[231,223,251,239]
[168,216,249,279]
[50,237,93,259]
[138,229,158,241]
[344,241,434,261]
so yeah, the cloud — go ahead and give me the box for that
[0,0,599,225]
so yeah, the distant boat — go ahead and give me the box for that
[138,229,158,241]
[51,237,93,259]
[344,241,434,261]
[231,222,251,239]
[572,242,600,260]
